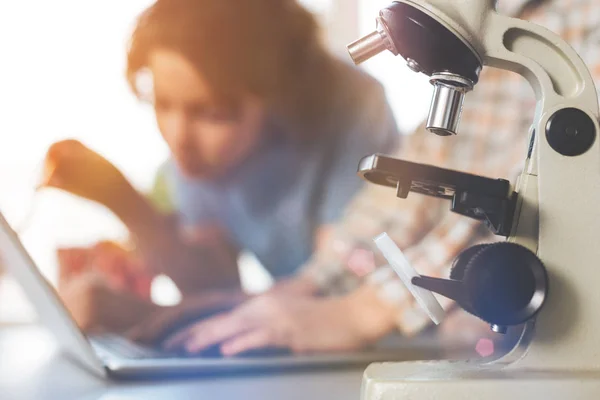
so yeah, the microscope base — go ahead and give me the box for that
[363,362,600,400]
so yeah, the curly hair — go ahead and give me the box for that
[126,0,341,139]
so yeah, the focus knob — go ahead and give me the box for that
[464,242,548,326]
[412,242,549,329]
[449,244,489,281]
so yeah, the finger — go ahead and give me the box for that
[43,140,86,189]
[162,325,196,350]
[43,143,71,188]
[38,159,59,189]
[163,312,249,353]
[183,314,253,354]
[162,315,230,351]
[47,139,84,159]
[220,329,275,356]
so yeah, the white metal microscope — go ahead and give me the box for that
[347,1,600,399]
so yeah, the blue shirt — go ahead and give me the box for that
[163,66,400,278]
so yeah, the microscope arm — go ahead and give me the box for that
[482,10,600,372]
[483,13,599,114]
[481,12,600,256]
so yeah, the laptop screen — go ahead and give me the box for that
[0,212,106,375]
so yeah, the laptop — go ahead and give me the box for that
[0,212,443,380]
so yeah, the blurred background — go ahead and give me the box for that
[0,0,433,322]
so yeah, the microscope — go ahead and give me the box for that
[347,1,600,399]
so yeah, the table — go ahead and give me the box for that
[0,325,366,400]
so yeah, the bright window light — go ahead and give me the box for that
[0,1,167,321]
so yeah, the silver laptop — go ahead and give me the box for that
[0,212,442,380]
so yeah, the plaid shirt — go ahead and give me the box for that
[300,0,600,336]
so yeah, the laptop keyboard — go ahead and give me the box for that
[91,334,176,359]
[90,334,292,360]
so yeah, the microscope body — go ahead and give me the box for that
[349,1,600,398]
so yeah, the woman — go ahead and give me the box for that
[46,0,399,332]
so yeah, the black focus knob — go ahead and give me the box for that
[464,243,548,326]
[450,244,490,281]
[412,242,549,328]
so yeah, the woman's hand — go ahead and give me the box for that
[126,276,318,346]
[126,276,317,346]
[57,241,153,299]
[162,287,397,356]
[42,139,136,215]
[126,289,249,345]
[58,270,158,333]
[56,240,156,333]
